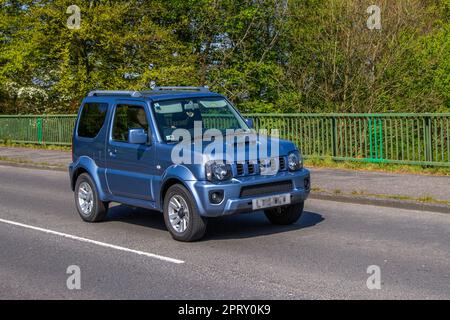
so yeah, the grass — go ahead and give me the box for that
[0,141,71,151]
[305,155,450,176]
[311,186,449,206]
[0,155,66,169]
[350,190,450,205]
[333,189,342,195]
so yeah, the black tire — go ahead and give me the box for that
[74,173,109,222]
[163,184,207,242]
[264,202,304,225]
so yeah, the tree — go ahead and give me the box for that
[284,0,450,113]
[0,0,196,113]
[0,0,449,114]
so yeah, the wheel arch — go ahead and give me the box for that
[71,167,89,191]
[160,178,188,209]
[70,156,108,201]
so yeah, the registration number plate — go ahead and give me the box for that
[252,193,291,210]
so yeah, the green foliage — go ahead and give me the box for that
[0,0,196,113]
[0,0,449,114]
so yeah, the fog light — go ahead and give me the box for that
[304,178,310,190]
[209,190,224,204]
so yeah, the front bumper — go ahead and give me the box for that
[186,168,310,217]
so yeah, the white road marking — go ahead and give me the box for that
[0,218,185,264]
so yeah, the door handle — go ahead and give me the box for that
[108,148,117,157]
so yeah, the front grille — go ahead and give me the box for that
[240,180,293,198]
[279,157,286,170]
[234,158,285,177]
[235,161,256,176]
[236,163,244,175]
[247,161,255,174]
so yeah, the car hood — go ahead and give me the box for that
[158,134,298,164]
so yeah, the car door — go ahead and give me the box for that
[105,101,156,201]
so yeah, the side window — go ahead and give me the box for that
[77,103,108,138]
[112,104,148,142]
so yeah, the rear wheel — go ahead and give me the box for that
[163,184,207,242]
[264,202,304,225]
[74,173,109,222]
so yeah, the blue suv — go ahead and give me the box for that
[70,87,310,241]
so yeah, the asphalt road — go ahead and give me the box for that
[0,165,449,299]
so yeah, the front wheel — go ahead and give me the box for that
[264,202,304,225]
[163,184,207,242]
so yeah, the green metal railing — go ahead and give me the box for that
[0,115,76,146]
[249,113,450,167]
[0,113,449,167]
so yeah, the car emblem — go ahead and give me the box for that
[259,158,279,176]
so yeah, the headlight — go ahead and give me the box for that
[205,161,232,182]
[288,151,303,171]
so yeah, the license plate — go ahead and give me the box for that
[252,193,291,210]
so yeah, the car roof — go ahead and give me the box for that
[142,91,223,101]
[86,88,224,102]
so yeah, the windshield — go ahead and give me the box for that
[151,97,249,142]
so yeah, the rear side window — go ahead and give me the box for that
[77,103,108,138]
[112,104,148,142]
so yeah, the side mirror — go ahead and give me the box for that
[245,118,254,129]
[128,128,148,144]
